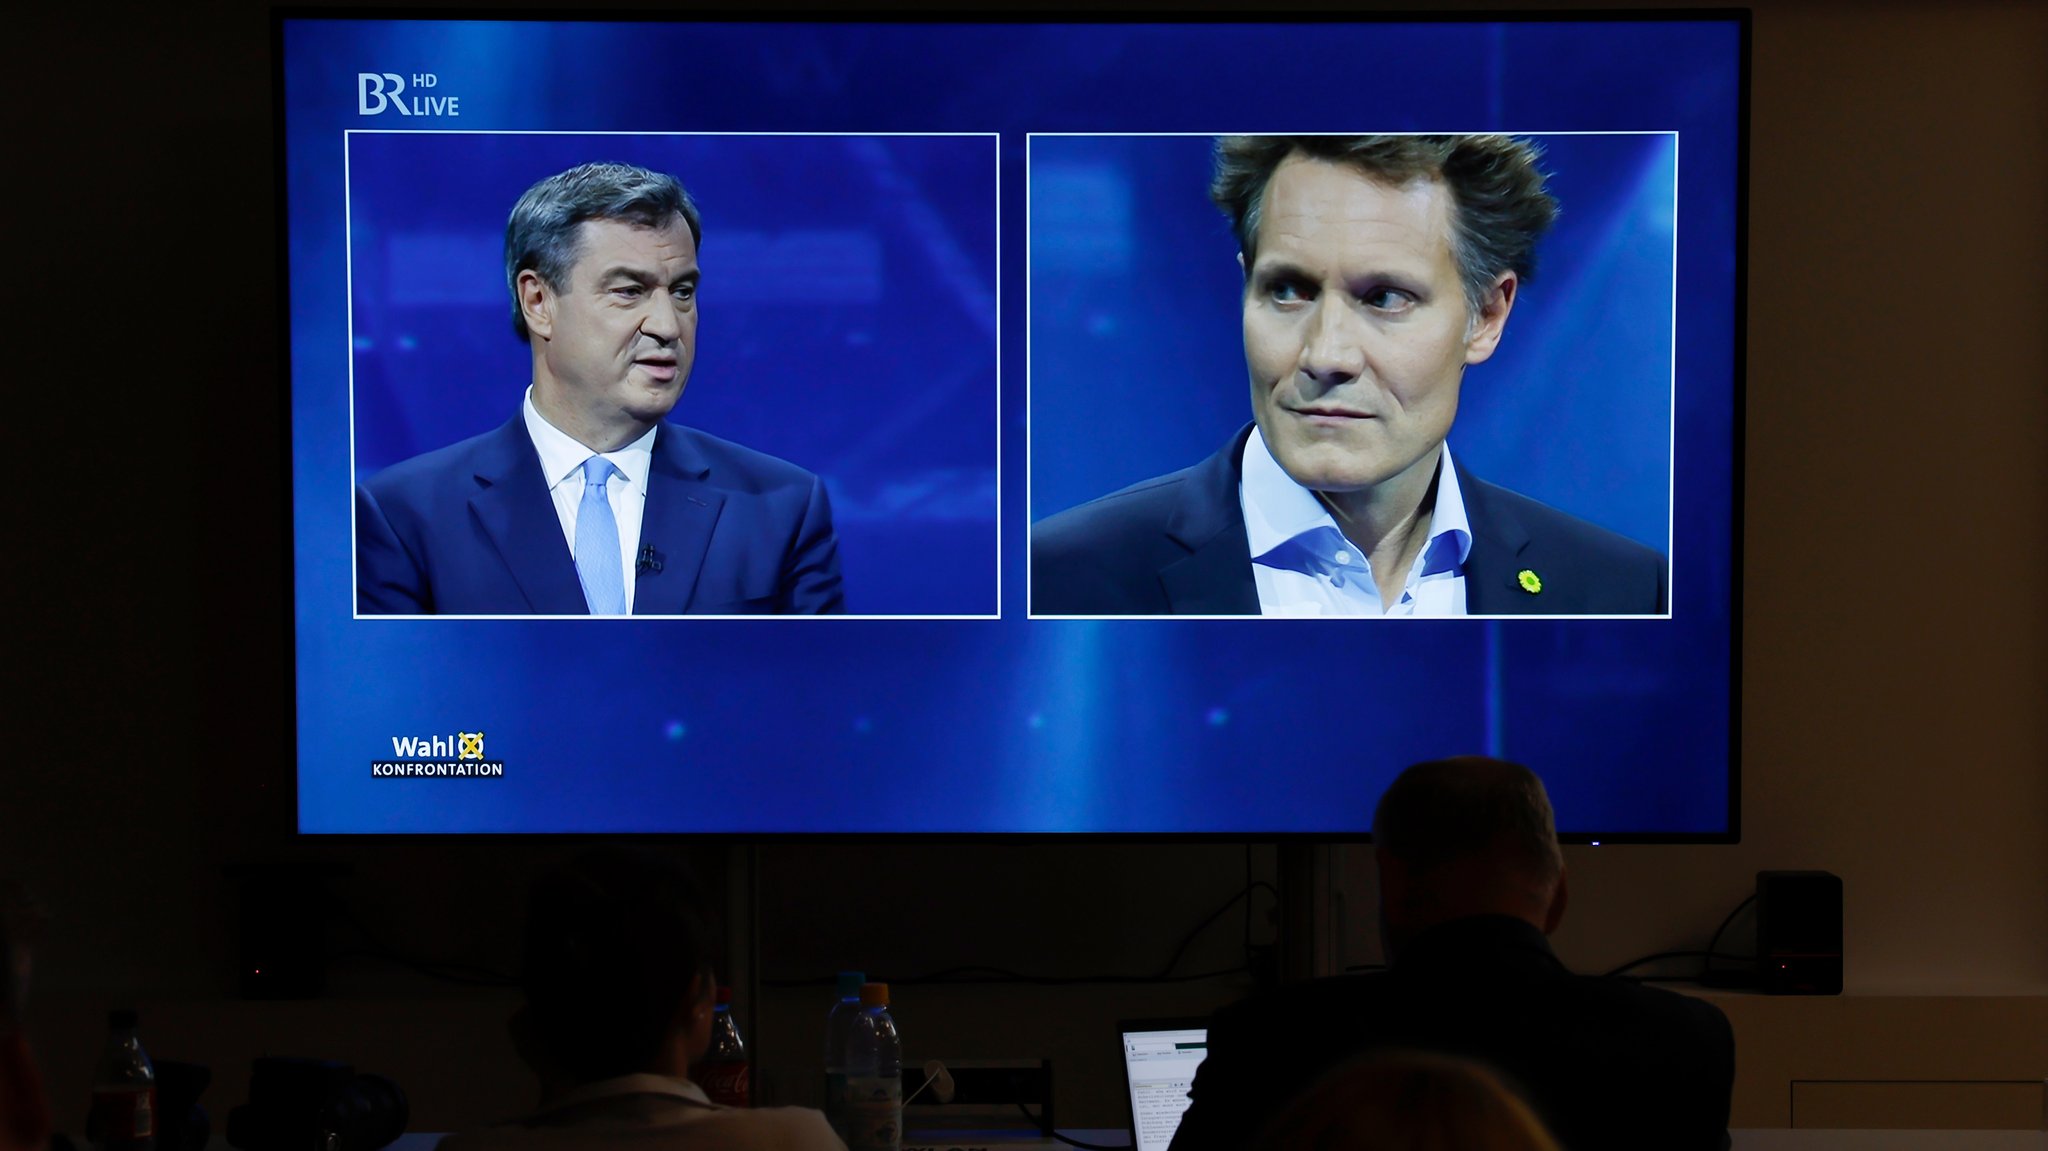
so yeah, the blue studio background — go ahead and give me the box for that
[284,18,1740,835]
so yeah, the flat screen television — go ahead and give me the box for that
[278,13,1745,837]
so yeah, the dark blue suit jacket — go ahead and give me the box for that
[1030,425,1665,615]
[356,417,844,615]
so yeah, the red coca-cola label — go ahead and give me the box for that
[87,1084,155,1146]
[697,1060,750,1108]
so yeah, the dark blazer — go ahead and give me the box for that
[1030,425,1665,615]
[356,417,844,615]
[1168,916,1735,1151]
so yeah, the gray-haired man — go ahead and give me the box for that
[357,161,845,616]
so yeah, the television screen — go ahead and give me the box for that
[280,14,1744,835]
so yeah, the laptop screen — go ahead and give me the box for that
[1121,1021,1209,1151]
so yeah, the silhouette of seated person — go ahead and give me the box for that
[0,886,52,1151]
[440,848,843,1151]
[1171,756,1734,1151]
[1251,1050,1563,1151]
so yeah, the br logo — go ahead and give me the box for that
[356,73,460,118]
[457,732,486,761]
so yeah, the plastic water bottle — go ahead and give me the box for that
[823,970,866,1137]
[692,987,750,1107]
[85,1008,156,1151]
[843,982,901,1151]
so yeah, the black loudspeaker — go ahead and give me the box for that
[1755,870,1843,995]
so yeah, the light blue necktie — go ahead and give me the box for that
[574,456,626,615]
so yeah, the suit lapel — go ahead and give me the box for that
[467,419,589,614]
[1457,460,1535,615]
[632,425,727,615]
[1160,425,1262,615]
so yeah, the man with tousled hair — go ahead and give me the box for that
[1169,757,1734,1151]
[358,161,845,615]
[1032,136,1666,616]
[440,848,842,1151]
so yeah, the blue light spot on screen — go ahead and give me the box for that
[1643,141,1679,234]
[1027,713,1045,730]
[854,716,874,735]
[397,335,418,351]
[352,337,374,351]
[664,721,687,741]
[1206,707,1230,727]
[1086,312,1117,337]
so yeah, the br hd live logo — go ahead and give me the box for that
[357,73,460,117]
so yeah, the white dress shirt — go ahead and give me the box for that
[1238,426,1472,617]
[523,388,657,612]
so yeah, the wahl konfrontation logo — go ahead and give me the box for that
[371,731,504,778]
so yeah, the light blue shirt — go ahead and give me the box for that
[1238,426,1472,617]
[523,387,658,612]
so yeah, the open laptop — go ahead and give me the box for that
[1119,1018,1210,1151]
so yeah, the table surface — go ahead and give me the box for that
[1731,1133,2043,1150]
[898,1131,2046,1151]
[377,1128,2046,1151]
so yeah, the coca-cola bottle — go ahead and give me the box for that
[692,986,750,1107]
[85,1008,156,1151]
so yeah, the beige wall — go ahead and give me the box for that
[1550,0,2048,993]
[5,0,2045,1133]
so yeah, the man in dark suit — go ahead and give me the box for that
[1031,136,1664,616]
[357,161,844,615]
[1168,757,1734,1151]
